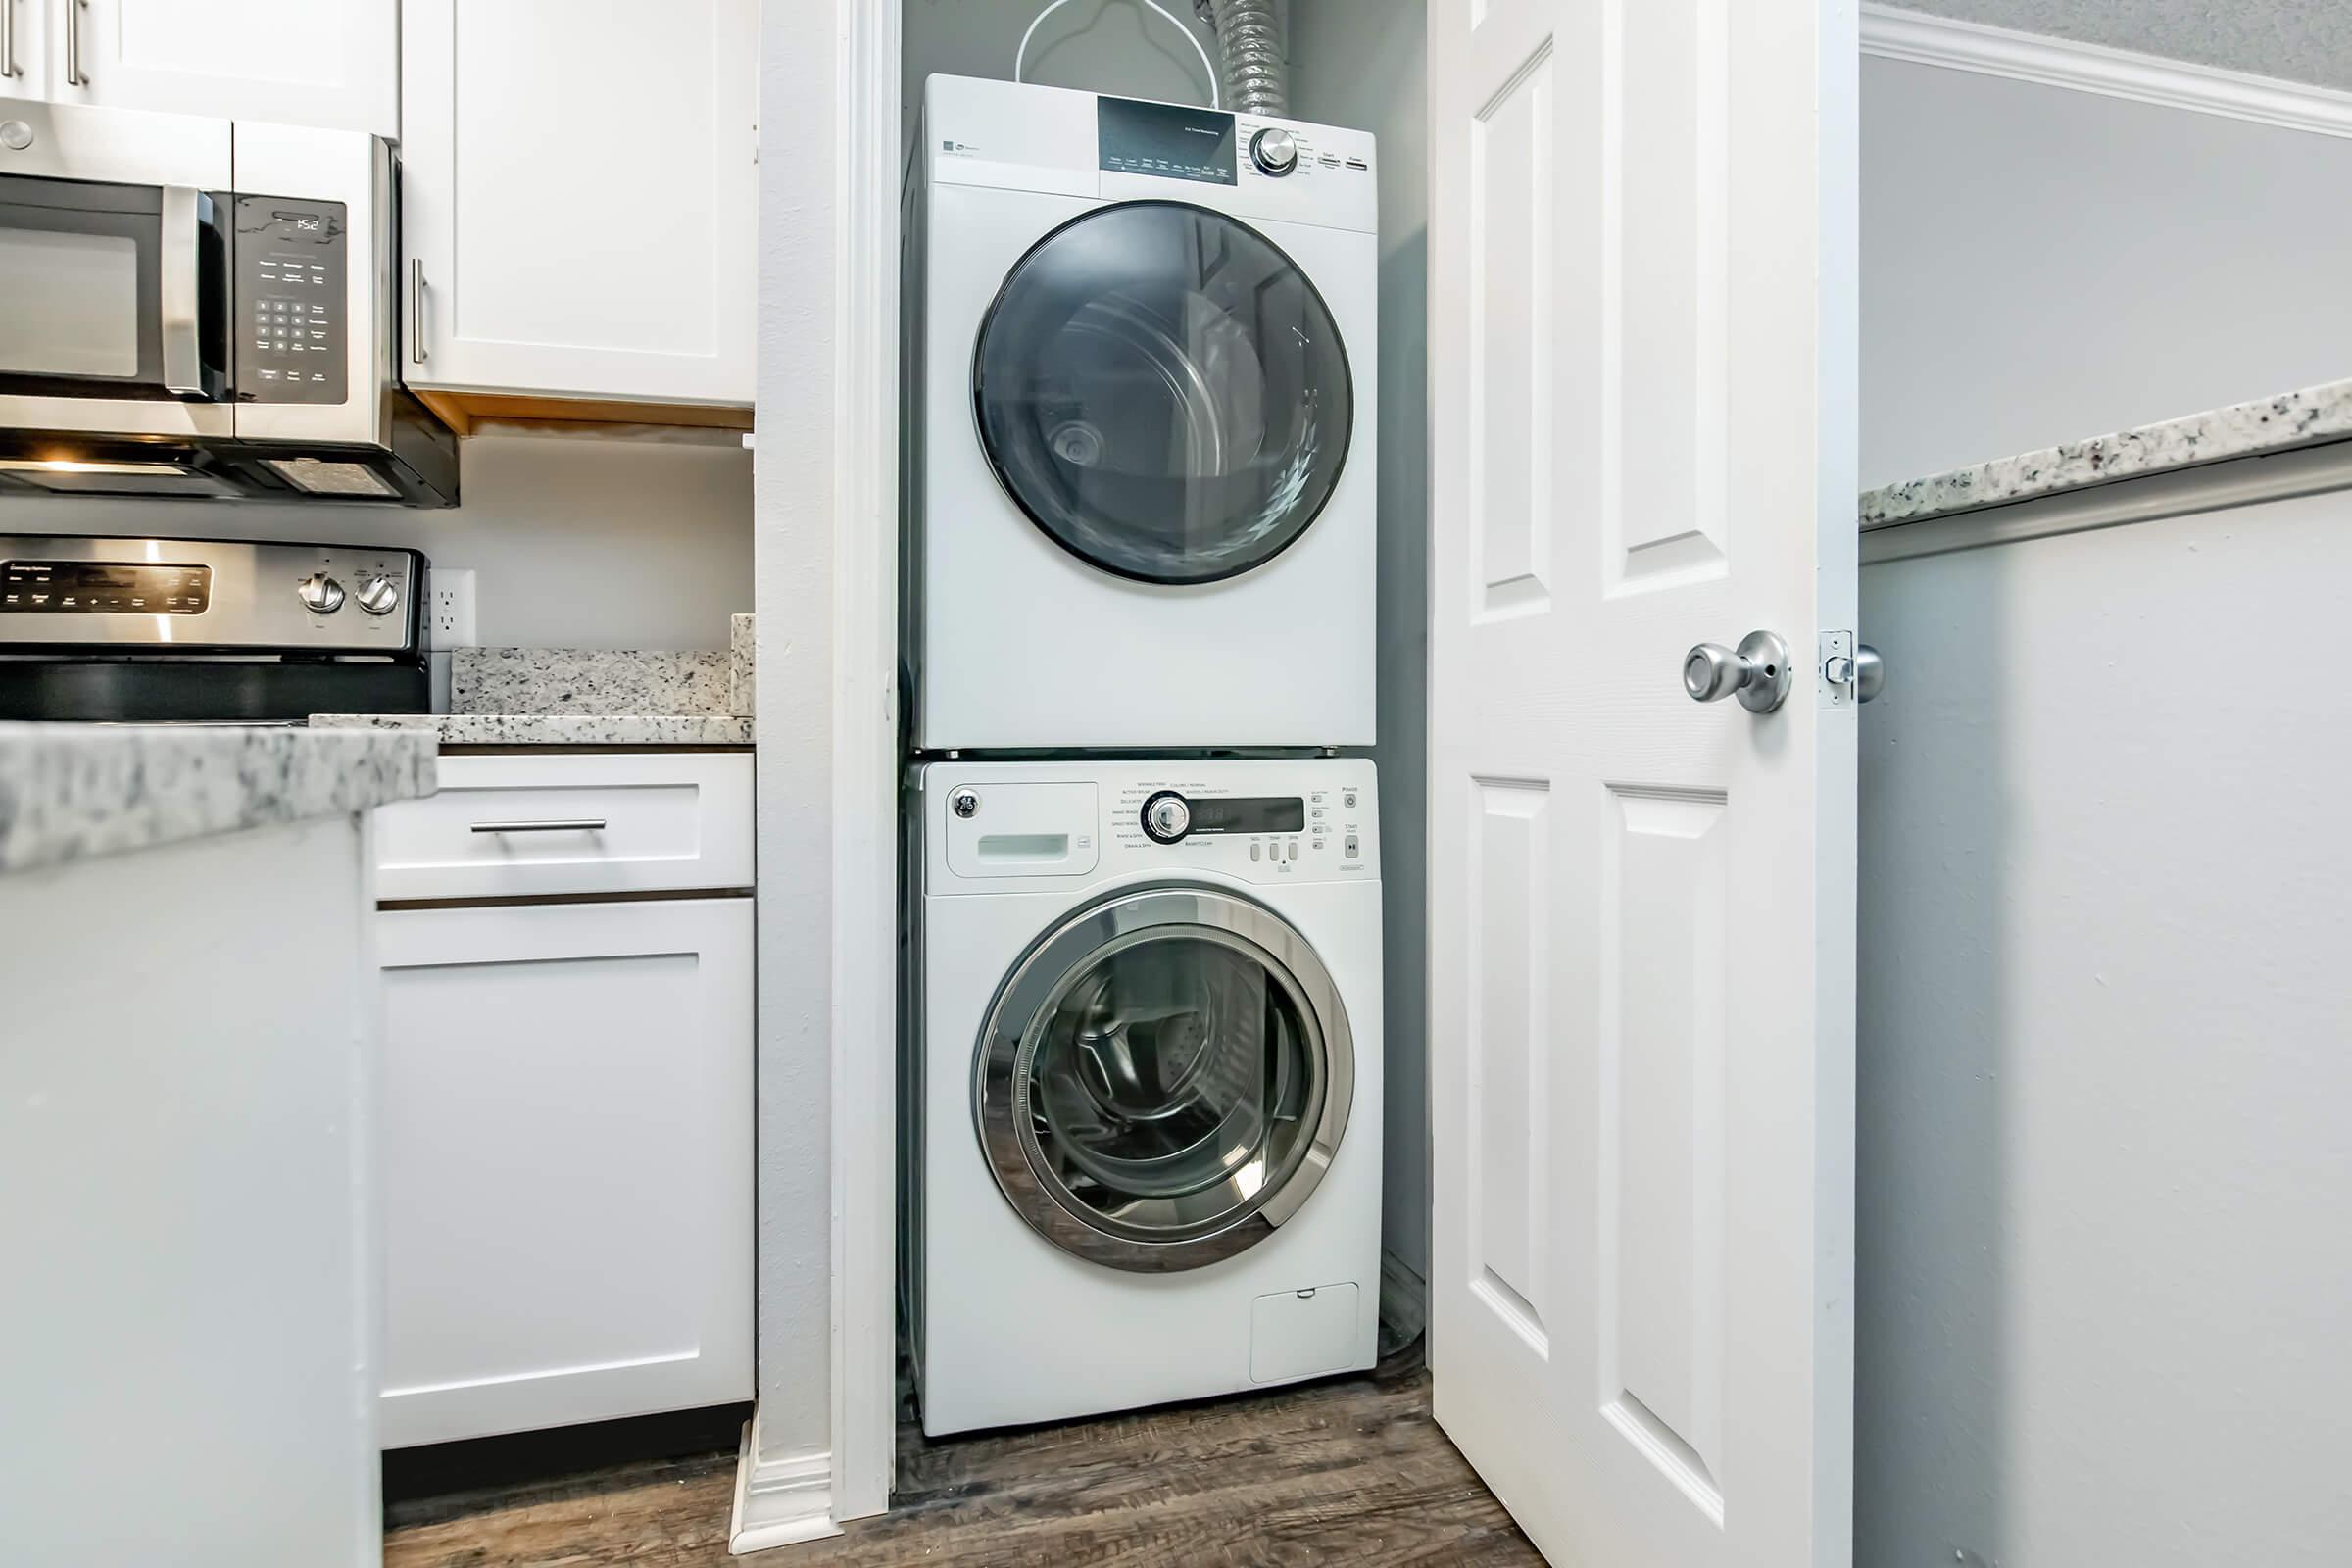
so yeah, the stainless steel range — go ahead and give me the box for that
[0,534,428,721]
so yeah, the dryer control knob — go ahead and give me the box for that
[1250,127,1298,176]
[1142,791,1191,844]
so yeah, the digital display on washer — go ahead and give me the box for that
[1097,96,1236,184]
[1189,796,1305,835]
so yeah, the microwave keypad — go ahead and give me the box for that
[234,196,348,405]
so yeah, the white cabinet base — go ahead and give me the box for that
[377,896,754,1448]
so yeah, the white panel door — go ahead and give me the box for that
[1425,0,1858,1564]
[376,897,755,1447]
[50,0,398,136]
[401,0,757,405]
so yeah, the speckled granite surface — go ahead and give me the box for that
[451,647,731,716]
[0,722,436,877]
[307,712,755,747]
[1860,377,2352,528]
[728,614,755,717]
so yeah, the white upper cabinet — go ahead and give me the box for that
[1,0,54,99]
[400,0,758,406]
[35,0,398,137]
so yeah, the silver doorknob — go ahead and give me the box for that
[1683,630,1792,713]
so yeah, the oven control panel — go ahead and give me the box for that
[235,195,348,404]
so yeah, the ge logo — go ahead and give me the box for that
[951,789,980,819]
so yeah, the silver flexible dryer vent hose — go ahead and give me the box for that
[1194,0,1288,116]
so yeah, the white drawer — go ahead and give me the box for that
[373,752,753,902]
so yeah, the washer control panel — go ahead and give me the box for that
[928,761,1378,889]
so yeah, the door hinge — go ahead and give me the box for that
[1819,629,1856,709]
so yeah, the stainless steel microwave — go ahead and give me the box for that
[0,98,457,505]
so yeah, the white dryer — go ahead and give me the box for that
[905,75,1377,751]
[910,759,1383,1435]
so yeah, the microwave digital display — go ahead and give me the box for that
[0,560,211,613]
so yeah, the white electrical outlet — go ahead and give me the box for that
[429,568,477,648]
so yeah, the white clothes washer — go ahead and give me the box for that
[909,759,1383,1435]
[904,75,1378,751]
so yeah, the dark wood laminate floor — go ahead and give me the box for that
[385,1346,1541,1566]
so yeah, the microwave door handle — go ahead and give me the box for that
[158,185,205,397]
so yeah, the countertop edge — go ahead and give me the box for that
[310,712,759,747]
[1860,377,2352,529]
[0,723,438,878]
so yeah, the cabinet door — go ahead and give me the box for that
[49,0,398,137]
[2,0,51,99]
[401,0,757,405]
[376,897,754,1447]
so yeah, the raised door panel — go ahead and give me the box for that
[376,897,754,1447]
[401,0,756,404]
[58,0,398,137]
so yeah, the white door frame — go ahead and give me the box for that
[735,0,901,1550]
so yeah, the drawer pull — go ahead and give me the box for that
[469,818,609,834]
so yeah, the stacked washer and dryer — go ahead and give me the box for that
[902,73,1385,1436]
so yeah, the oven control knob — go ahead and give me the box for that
[1142,791,1191,844]
[1250,126,1298,176]
[354,574,400,616]
[296,572,345,614]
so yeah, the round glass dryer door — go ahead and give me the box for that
[972,201,1354,585]
[975,887,1355,1272]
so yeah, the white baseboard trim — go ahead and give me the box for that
[729,1417,842,1556]
[1860,3,2352,141]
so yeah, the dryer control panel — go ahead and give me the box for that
[927,760,1379,891]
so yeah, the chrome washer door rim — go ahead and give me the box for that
[974,885,1354,1273]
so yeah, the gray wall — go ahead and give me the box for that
[1859,59,2352,1567]
[1862,55,2352,487]
[0,435,753,650]
[1290,0,1430,1292]
[1856,487,2352,1565]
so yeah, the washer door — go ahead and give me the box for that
[971,200,1354,586]
[975,886,1354,1273]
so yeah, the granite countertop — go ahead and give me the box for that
[311,712,756,746]
[0,722,437,877]
[1860,376,2352,529]
[313,621,757,748]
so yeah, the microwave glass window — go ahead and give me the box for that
[0,227,141,378]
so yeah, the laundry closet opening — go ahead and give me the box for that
[895,0,1437,1385]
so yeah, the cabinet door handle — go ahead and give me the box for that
[469,819,609,834]
[409,258,428,365]
[3,0,20,81]
[65,0,85,86]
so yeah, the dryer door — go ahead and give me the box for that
[971,200,1354,586]
[975,885,1354,1272]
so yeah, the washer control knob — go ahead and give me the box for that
[1142,791,1191,844]
[296,572,345,614]
[1250,126,1298,176]
[353,574,400,616]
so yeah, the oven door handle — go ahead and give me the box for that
[158,186,205,398]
